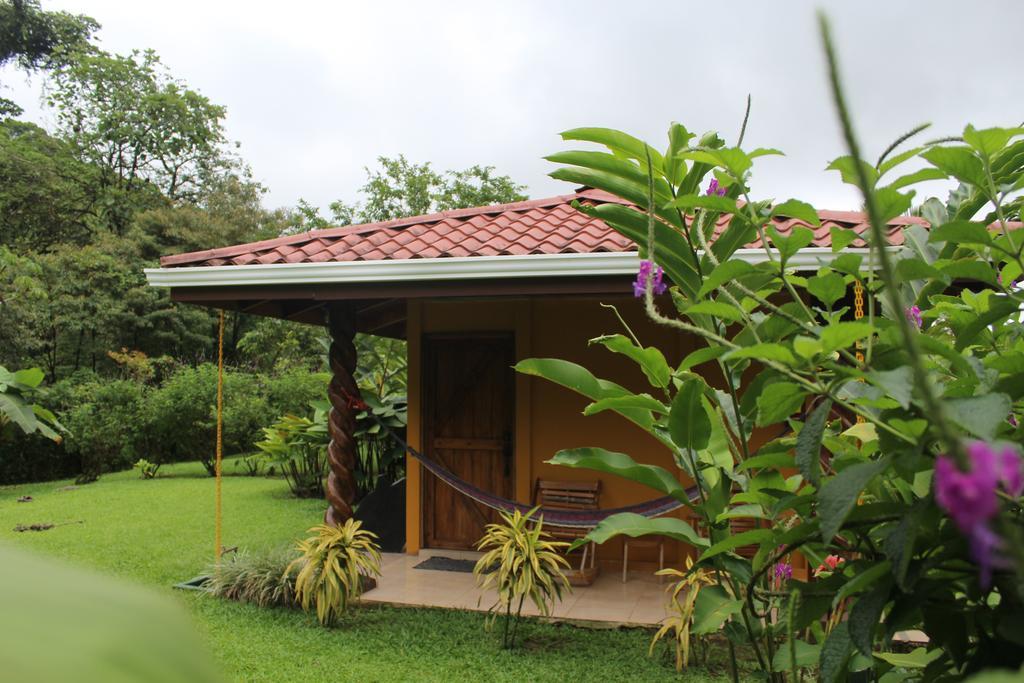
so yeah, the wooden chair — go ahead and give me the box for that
[533,479,601,585]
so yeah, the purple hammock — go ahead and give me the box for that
[384,426,699,529]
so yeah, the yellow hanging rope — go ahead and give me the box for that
[215,309,225,562]
[853,280,866,424]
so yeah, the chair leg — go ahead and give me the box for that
[591,542,597,569]
[580,543,588,572]
[658,541,665,583]
[622,541,628,583]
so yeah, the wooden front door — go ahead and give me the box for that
[423,334,514,550]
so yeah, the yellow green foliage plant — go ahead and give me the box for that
[650,556,715,671]
[286,520,382,627]
[473,507,571,649]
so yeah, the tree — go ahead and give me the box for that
[0,119,98,249]
[0,0,97,115]
[44,47,233,231]
[322,155,528,225]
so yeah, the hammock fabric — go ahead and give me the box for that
[376,418,698,528]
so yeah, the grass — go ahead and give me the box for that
[1,461,745,682]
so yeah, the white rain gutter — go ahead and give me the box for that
[145,248,883,288]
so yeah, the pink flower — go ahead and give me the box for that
[813,555,844,577]
[633,260,667,298]
[706,178,727,197]
[904,305,923,329]
[935,441,1022,588]
[773,562,793,582]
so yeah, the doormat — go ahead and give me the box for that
[413,556,478,573]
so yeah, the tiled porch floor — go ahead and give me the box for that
[362,551,671,626]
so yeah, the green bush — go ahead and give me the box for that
[61,378,147,483]
[265,369,329,418]
[206,548,298,608]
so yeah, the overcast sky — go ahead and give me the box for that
[4,1,1022,215]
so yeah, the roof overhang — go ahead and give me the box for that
[146,248,882,289]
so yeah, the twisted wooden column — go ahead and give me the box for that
[324,306,364,526]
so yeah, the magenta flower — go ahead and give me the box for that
[1009,414,1019,428]
[633,260,667,298]
[706,178,727,197]
[935,441,1023,587]
[904,305,923,329]
[773,562,793,582]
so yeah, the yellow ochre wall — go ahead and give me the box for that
[405,294,710,570]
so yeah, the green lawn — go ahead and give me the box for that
[0,461,744,682]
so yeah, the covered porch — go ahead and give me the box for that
[363,550,671,627]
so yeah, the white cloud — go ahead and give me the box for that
[3,0,1022,215]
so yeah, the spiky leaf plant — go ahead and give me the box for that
[650,556,715,671]
[473,508,571,649]
[286,520,382,627]
[207,548,298,608]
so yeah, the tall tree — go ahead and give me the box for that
[0,0,97,115]
[322,155,528,226]
[44,47,233,232]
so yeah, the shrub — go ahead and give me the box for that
[287,520,382,627]
[650,557,715,671]
[61,378,147,482]
[207,548,298,608]
[133,458,160,479]
[473,508,570,649]
[265,369,329,418]
[255,404,329,497]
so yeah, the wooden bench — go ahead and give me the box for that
[533,479,601,586]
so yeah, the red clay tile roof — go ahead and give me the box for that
[160,188,921,268]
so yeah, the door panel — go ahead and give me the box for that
[423,335,514,550]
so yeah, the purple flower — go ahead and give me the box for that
[904,305,923,329]
[773,562,793,582]
[1009,414,1019,428]
[706,178,727,197]
[935,441,1023,587]
[633,259,667,298]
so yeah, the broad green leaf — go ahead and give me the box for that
[835,561,891,603]
[756,381,807,427]
[559,127,665,168]
[767,225,815,264]
[896,257,943,281]
[793,336,823,360]
[962,125,1024,159]
[807,273,846,308]
[666,194,738,214]
[874,187,915,224]
[698,259,756,298]
[583,394,667,417]
[549,448,692,503]
[670,379,712,452]
[580,512,708,549]
[678,345,728,371]
[830,226,860,252]
[11,368,44,388]
[868,367,913,409]
[515,359,658,435]
[820,321,873,355]
[827,155,879,189]
[929,220,992,245]
[773,640,821,671]
[946,393,1012,440]
[885,167,948,190]
[921,146,986,188]
[590,334,671,389]
[771,199,820,226]
[873,648,943,669]
[819,622,853,683]
[692,585,744,635]
[818,457,891,541]
[0,393,38,433]
[849,584,890,656]
[725,343,797,366]
[796,399,831,488]
[737,451,795,472]
[716,504,768,522]
[685,300,743,323]
[697,528,772,561]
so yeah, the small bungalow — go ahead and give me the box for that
[146,187,915,577]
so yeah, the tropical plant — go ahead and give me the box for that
[650,556,715,671]
[353,393,408,492]
[133,458,159,479]
[255,402,330,498]
[286,520,382,627]
[517,15,1024,681]
[0,365,62,442]
[207,548,298,608]
[473,508,571,649]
